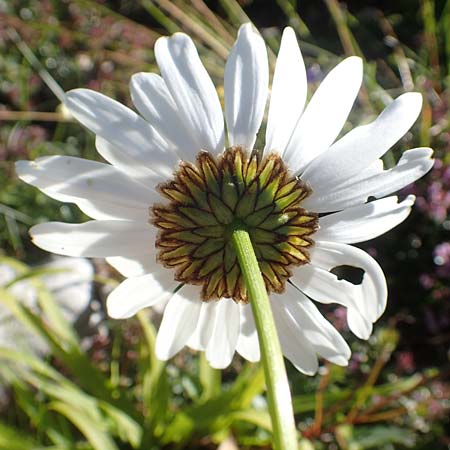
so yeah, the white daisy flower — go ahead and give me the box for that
[16,24,434,375]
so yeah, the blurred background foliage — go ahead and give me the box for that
[0,0,449,449]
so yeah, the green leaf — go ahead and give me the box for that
[199,353,221,402]
[51,402,119,450]
[4,267,68,288]
[354,425,416,448]
[137,312,170,434]
[0,422,42,450]
[99,402,143,448]
[229,409,272,431]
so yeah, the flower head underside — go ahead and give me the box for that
[152,147,318,302]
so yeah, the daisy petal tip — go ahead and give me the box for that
[342,55,363,74]
[237,22,263,44]
[166,31,192,46]
[302,366,319,377]
[106,297,127,320]
[154,344,170,362]
[153,35,172,56]
[106,289,140,320]
[398,91,423,116]
[155,332,176,361]
[65,87,91,101]
[338,56,363,87]
[332,356,350,367]
[347,55,363,66]
[414,147,435,172]
[245,354,261,364]
[348,311,373,340]
[404,194,416,206]
[14,160,31,180]
[282,26,296,37]
[360,330,372,341]
[28,223,53,252]
[407,91,423,105]
[29,222,43,237]
[207,357,232,370]
[130,72,145,85]
[239,22,254,33]
[64,88,100,117]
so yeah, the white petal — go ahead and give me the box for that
[303,93,423,191]
[224,23,268,151]
[106,255,155,277]
[206,298,240,369]
[315,195,415,244]
[16,157,156,221]
[277,285,351,366]
[155,284,202,360]
[187,301,218,351]
[30,220,156,258]
[235,303,260,362]
[347,307,373,340]
[107,269,175,319]
[361,148,434,199]
[271,298,319,375]
[65,89,179,178]
[291,263,359,311]
[283,57,363,173]
[95,137,165,187]
[153,297,169,315]
[304,148,434,212]
[311,241,387,323]
[292,262,376,341]
[130,73,199,161]
[155,33,224,154]
[265,27,307,154]
[338,159,384,189]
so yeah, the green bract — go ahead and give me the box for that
[152,147,318,302]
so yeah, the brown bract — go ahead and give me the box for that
[151,147,318,303]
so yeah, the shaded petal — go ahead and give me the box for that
[30,220,155,258]
[315,195,415,244]
[265,27,307,154]
[291,264,375,339]
[336,159,384,189]
[236,303,260,362]
[155,33,224,154]
[206,298,240,369]
[347,307,373,340]
[65,89,179,178]
[276,285,351,366]
[225,23,268,151]
[303,92,423,189]
[304,148,434,212]
[106,255,155,278]
[310,241,387,336]
[95,137,165,187]
[271,297,319,375]
[291,264,374,339]
[283,57,363,173]
[291,263,359,311]
[155,284,202,360]
[130,73,199,161]
[187,301,218,351]
[107,269,175,319]
[16,156,156,221]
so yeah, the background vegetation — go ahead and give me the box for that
[0,0,449,448]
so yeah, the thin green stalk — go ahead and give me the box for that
[231,224,298,450]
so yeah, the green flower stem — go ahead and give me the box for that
[231,224,298,450]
